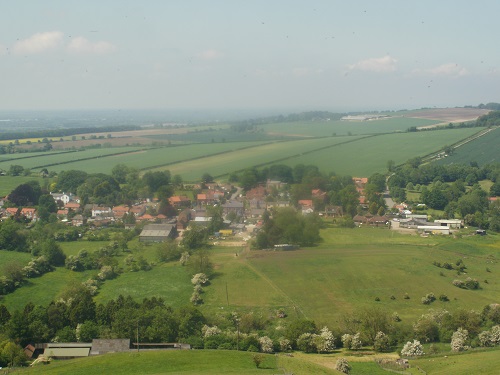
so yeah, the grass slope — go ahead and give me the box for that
[21,350,339,375]
[410,348,500,375]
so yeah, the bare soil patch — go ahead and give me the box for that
[407,108,490,122]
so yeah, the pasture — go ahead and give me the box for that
[2,226,499,324]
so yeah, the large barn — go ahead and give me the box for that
[139,224,177,242]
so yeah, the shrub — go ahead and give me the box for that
[373,331,390,352]
[421,293,436,305]
[297,333,316,353]
[401,340,424,357]
[278,337,292,352]
[439,294,449,302]
[464,277,479,290]
[403,293,410,299]
[190,292,202,305]
[453,279,465,288]
[335,358,351,374]
[252,354,265,368]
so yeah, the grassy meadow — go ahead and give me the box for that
[2,226,499,323]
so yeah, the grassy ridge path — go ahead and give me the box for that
[239,246,309,319]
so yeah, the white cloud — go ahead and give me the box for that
[67,37,116,54]
[197,49,221,60]
[412,63,468,77]
[348,55,397,73]
[13,31,63,54]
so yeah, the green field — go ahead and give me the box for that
[0,126,484,181]
[19,350,339,375]
[259,117,441,137]
[410,348,500,375]
[0,147,147,172]
[155,128,481,180]
[0,175,50,196]
[278,128,483,176]
[3,227,499,323]
[434,126,500,166]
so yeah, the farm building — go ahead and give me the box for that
[139,224,176,242]
[417,225,450,235]
[434,219,463,229]
[43,343,92,359]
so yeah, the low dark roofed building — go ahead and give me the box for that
[139,224,176,242]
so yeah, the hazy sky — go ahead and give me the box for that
[1,1,499,112]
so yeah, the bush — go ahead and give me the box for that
[335,358,351,374]
[439,294,449,302]
[401,340,424,357]
[464,277,480,290]
[373,331,390,352]
[421,293,436,305]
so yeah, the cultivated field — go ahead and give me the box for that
[434,126,500,166]
[259,117,440,137]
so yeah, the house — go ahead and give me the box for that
[129,204,146,217]
[298,200,313,211]
[246,186,267,200]
[324,205,343,217]
[50,192,80,205]
[112,205,130,220]
[266,180,285,190]
[139,224,177,242]
[222,200,244,217]
[169,195,191,208]
[5,207,37,220]
[312,189,327,201]
[65,202,81,211]
[91,205,113,218]
[72,214,85,227]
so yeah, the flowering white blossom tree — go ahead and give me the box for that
[279,337,292,352]
[191,273,208,286]
[451,328,469,352]
[202,325,221,338]
[316,326,336,352]
[401,340,424,357]
[341,332,361,350]
[259,336,274,353]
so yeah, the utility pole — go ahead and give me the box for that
[136,321,139,352]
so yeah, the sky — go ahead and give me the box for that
[1,1,500,113]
